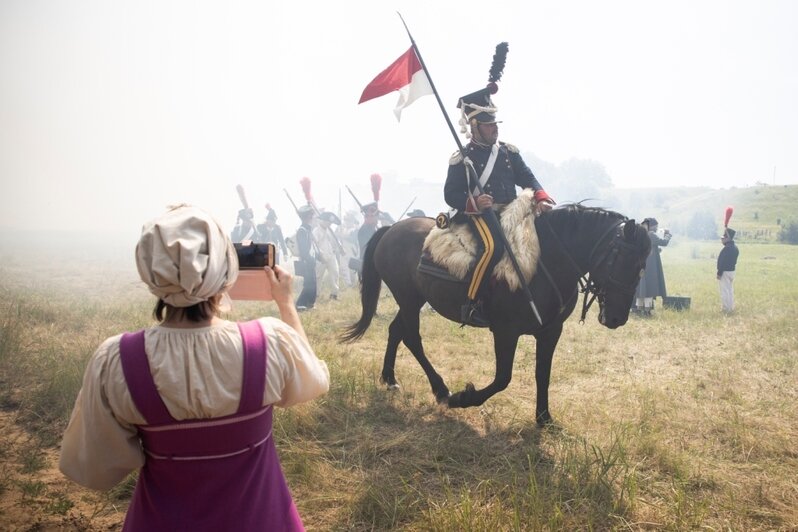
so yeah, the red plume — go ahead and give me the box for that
[724,206,733,227]
[370,173,382,202]
[265,203,271,210]
[299,177,313,204]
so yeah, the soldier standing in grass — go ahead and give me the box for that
[717,227,739,313]
[313,211,342,301]
[295,205,318,310]
[257,204,288,262]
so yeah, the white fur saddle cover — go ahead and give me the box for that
[423,189,541,291]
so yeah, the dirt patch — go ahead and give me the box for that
[0,409,125,531]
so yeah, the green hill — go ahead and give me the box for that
[606,184,798,243]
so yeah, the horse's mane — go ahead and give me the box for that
[544,203,627,231]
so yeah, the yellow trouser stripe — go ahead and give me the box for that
[468,216,494,299]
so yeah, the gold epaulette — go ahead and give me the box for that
[449,150,463,165]
[502,142,519,153]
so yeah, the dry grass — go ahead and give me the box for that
[0,238,796,530]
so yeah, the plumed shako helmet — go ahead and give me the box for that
[458,42,508,138]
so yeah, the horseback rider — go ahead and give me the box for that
[444,86,555,327]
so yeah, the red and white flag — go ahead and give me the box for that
[358,46,433,121]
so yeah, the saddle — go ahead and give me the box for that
[420,189,541,291]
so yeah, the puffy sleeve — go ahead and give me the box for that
[59,336,145,491]
[260,318,330,408]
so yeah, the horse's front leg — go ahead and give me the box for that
[533,323,563,426]
[448,329,519,408]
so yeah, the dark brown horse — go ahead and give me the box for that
[341,204,651,425]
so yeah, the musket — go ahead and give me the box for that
[283,188,302,218]
[397,14,543,325]
[345,185,364,211]
[398,196,417,220]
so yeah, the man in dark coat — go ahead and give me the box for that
[294,205,317,310]
[444,86,553,326]
[634,218,671,315]
[256,206,288,262]
[717,227,739,313]
[230,208,260,243]
[357,202,380,259]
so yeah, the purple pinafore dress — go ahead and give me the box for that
[118,320,304,531]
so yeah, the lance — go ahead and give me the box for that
[397,14,542,325]
[398,196,417,220]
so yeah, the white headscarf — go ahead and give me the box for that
[136,204,239,308]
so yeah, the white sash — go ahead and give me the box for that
[470,143,500,195]
[463,143,500,214]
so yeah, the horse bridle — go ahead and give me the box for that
[539,215,639,323]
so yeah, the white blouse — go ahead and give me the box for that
[59,318,329,490]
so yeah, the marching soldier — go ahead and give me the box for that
[230,207,261,243]
[357,202,380,260]
[256,205,289,262]
[313,211,342,300]
[295,205,317,310]
[444,83,555,326]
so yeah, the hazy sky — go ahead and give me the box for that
[1,0,796,236]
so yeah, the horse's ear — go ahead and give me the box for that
[624,219,636,240]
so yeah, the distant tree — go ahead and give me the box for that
[686,211,718,240]
[779,221,798,245]
[525,153,613,204]
[558,158,612,202]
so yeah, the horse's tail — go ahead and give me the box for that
[340,226,391,343]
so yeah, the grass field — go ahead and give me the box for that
[1,235,797,530]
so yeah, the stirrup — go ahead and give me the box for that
[461,302,489,327]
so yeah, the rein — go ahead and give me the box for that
[539,213,626,323]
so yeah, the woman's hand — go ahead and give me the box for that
[265,265,308,342]
[265,265,293,307]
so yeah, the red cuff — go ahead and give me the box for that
[534,190,554,204]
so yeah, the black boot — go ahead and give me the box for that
[461,300,489,327]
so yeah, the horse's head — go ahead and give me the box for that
[587,218,651,329]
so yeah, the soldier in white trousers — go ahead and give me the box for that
[314,211,342,300]
[717,227,739,313]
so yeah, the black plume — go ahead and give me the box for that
[488,42,509,83]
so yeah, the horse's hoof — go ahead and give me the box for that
[435,390,452,405]
[386,383,401,391]
[536,411,554,427]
